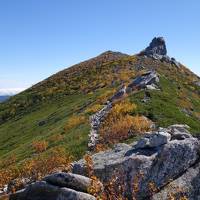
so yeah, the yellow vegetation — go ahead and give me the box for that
[32,140,48,153]
[111,100,137,115]
[65,115,86,130]
[99,100,151,144]
[85,104,103,114]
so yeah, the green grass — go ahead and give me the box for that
[129,76,200,133]
[0,90,108,162]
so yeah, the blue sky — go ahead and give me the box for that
[0,0,200,94]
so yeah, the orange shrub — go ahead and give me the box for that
[0,166,20,188]
[0,147,72,188]
[22,147,72,180]
[98,100,149,144]
[0,154,16,168]
[84,155,103,197]
[99,115,151,144]
[32,140,48,153]
[131,115,152,133]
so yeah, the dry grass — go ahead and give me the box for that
[65,115,86,130]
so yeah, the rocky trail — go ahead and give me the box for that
[88,70,159,151]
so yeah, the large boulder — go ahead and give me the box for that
[133,131,171,149]
[72,125,200,199]
[9,173,99,200]
[127,70,159,90]
[152,162,200,200]
[43,172,92,193]
[9,181,95,200]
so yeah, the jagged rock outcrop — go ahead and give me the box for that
[9,173,97,200]
[110,85,126,102]
[141,37,167,56]
[139,37,180,67]
[127,70,159,91]
[73,125,200,199]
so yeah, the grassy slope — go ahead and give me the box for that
[0,53,199,167]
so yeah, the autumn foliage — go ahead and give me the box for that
[65,115,86,130]
[99,100,151,145]
[32,140,48,153]
[0,147,72,189]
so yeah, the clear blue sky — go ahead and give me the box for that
[0,0,200,93]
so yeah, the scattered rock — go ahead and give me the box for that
[37,120,46,126]
[171,57,180,68]
[43,172,92,193]
[165,124,192,140]
[88,102,112,150]
[141,91,151,103]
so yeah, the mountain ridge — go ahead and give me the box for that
[0,38,200,197]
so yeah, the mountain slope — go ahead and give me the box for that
[0,38,200,171]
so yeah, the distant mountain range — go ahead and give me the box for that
[0,95,10,102]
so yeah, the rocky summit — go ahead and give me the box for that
[141,37,167,56]
[139,37,180,67]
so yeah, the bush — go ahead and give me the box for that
[0,147,72,188]
[22,147,72,180]
[111,100,137,115]
[32,140,48,153]
[99,115,151,144]
[98,100,150,144]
